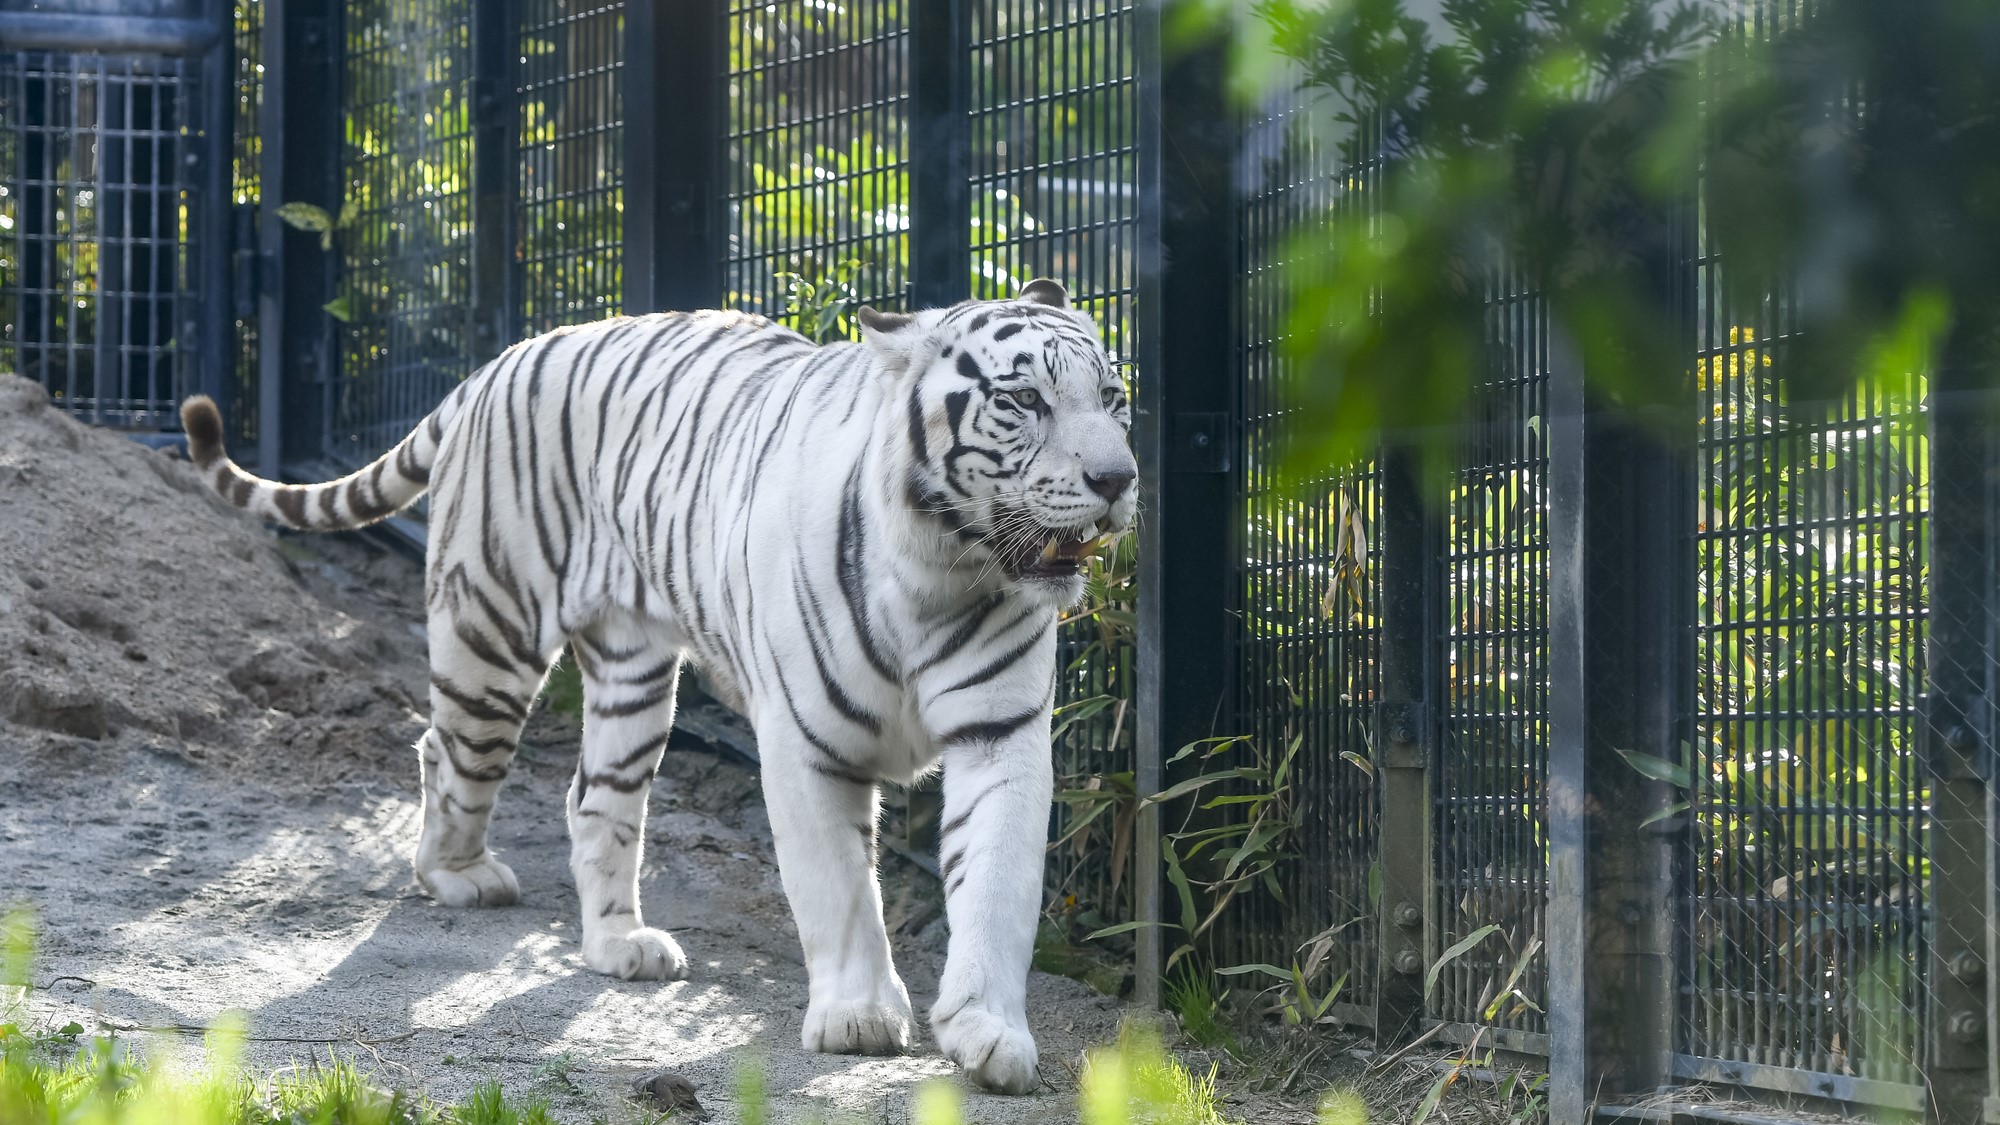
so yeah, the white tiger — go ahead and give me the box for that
[178,279,1138,1093]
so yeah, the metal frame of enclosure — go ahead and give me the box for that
[5,2,1998,1122]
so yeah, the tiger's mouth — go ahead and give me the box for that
[1007,528,1102,581]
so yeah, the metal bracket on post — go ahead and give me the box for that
[1372,448,1437,1046]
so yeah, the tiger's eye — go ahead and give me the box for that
[1101,386,1119,408]
[1013,389,1042,409]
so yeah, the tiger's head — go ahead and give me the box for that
[861,279,1138,603]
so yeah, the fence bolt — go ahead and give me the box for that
[1393,902,1421,929]
[1394,948,1422,976]
[1948,949,1985,986]
[1618,901,1643,926]
[1943,723,1974,755]
[1947,1010,1985,1046]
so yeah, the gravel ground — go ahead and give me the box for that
[3,738,1139,1123]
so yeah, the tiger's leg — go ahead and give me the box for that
[929,728,1052,1094]
[758,733,911,1055]
[567,613,689,981]
[413,602,551,908]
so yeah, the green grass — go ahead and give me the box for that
[1162,966,1233,1052]
[1080,1025,1228,1125]
[540,658,585,722]
[0,1019,1244,1125]
[0,1030,559,1125]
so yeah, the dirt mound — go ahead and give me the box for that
[0,373,431,779]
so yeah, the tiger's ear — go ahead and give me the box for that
[1020,278,1069,308]
[858,305,930,372]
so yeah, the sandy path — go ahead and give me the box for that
[2,739,1129,1123]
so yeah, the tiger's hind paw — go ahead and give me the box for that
[584,927,690,981]
[417,854,520,907]
[933,1004,1039,1095]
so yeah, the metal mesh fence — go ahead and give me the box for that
[967,1,1135,354]
[1225,89,1380,1010]
[0,51,202,429]
[724,0,908,323]
[519,0,622,335]
[1681,295,1932,1091]
[968,0,1140,937]
[1433,274,1551,1040]
[334,0,476,469]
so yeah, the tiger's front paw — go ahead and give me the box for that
[933,1002,1038,1094]
[583,926,689,981]
[417,854,520,907]
[802,981,913,1056]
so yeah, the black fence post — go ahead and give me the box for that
[197,0,234,415]
[1373,448,1439,1045]
[1133,1,1238,1009]
[258,0,340,475]
[908,0,968,311]
[623,0,721,315]
[1924,363,1998,1125]
[897,0,971,862]
[1543,331,1687,1121]
[469,0,520,362]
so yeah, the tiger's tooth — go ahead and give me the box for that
[1039,538,1061,563]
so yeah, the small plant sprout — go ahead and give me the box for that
[1079,1024,1231,1125]
[912,1078,965,1125]
[1317,1088,1368,1125]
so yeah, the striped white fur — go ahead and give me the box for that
[178,280,1138,1093]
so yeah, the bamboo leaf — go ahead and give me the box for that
[276,201,333,234]
[1213,963,1292,979]
[1639,799,1691,828]
[1412,1071,1453,1125]
[1426,924,1501,999]
[1614,747,1693,789]
[1167,736,1243,765]
[1163,845,1199,934]
[1482,937,1544,1022]
[1145,773,1239,805]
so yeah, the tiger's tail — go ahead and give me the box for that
[178,395,442,532]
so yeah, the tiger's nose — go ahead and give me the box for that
[1085,468,1135,501]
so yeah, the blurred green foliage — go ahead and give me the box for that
[1217,0,2000,475]
[1703,1,2000,395]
